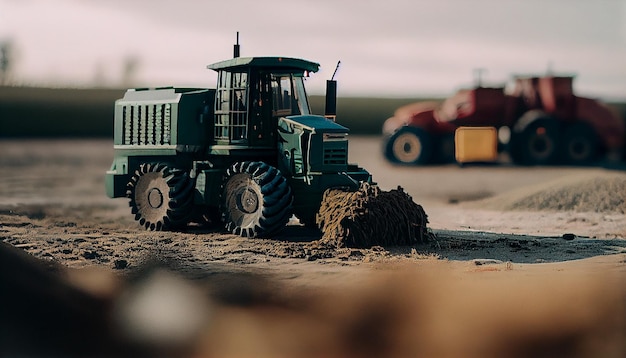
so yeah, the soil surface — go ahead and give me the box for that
[1,138,624,272]
[2,137,626,356]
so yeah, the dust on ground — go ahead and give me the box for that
[1,137,625,273]
[2,138,626,357]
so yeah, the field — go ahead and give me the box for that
[0,86,420,137]
[3,85,623,138]
[1,137,626,357]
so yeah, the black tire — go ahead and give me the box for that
[561,122,599,165]
[221,161,293,238]
[127,163,194,231]
[510,118,560,165]
[384,126,433,165]
[433,133,456,164]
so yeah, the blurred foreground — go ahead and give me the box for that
[1,137,626,357]
[2,241,625,357]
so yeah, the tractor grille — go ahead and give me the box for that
[121,104,172,145]
[323,147,347,165]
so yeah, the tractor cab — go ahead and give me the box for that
[206,57,320,149]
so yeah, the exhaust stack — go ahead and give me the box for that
[233,32,240,58]
[325,61,341,121]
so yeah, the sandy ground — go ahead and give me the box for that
[2,137,625,270]
[1,137,626,356]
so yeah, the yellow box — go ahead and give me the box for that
[454,127,498,163]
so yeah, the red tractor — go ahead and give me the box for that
[383,75,625,165]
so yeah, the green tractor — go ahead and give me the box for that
[106,41,427,244]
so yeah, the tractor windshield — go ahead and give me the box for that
[271,74,311,117]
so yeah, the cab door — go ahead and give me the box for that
[247,72,274,147]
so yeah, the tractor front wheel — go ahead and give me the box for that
[384,127,433,165]
[127,163,194,231]
[221,161,292,238]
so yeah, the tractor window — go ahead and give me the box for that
[215,71,248,143]
[272,75,294,116]
[293,75,311,115]
[271,74,311,117]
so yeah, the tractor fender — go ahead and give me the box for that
[512,110,554,134]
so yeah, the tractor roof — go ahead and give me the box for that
[207,57,320,73]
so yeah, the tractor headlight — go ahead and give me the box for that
[323,133,347,142]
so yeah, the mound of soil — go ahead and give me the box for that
[470,172,626,214]
[316,183,429,248]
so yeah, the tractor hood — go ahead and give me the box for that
[281,115,349,134]
[393,101,440,120]
[382,102,440,135]
[277,115,350,177]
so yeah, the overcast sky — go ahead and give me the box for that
[1,0,625,99]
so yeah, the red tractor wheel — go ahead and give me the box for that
[510,118,560,165]
[562,122,599,165]
[384,127,433,165]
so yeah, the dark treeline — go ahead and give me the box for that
[0,86,429,138]
[1,86,623,138]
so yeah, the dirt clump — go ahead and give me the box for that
[316,183,429,248]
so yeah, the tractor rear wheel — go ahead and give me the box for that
[221,161,292,238]
[510,119,560,165]
[127,163,194,231]
[562,122,599,165]
[384,126,433,165]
